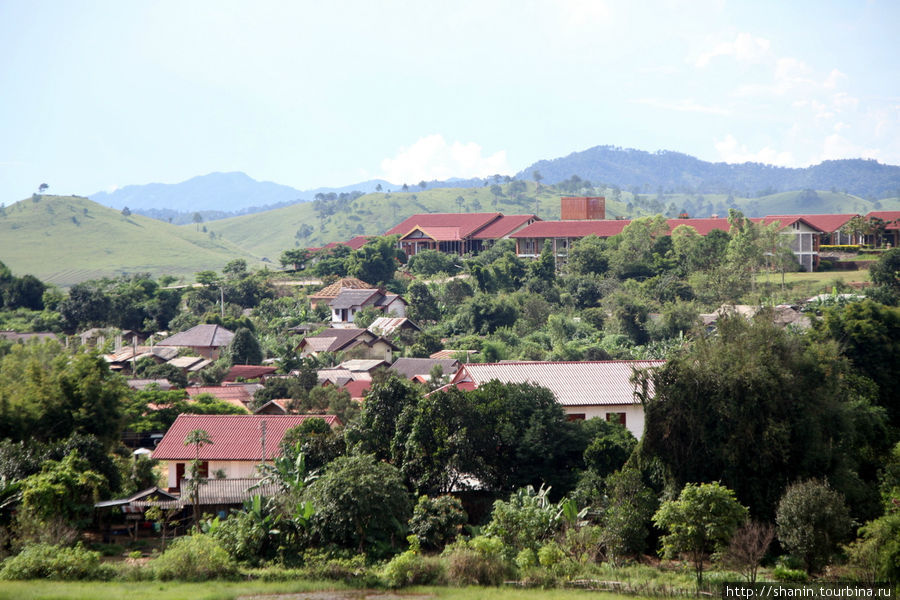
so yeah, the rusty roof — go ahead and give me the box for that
[309,278,372,299]
[152,414,341,461]
[451,361,664,406]
[224,365,279,382]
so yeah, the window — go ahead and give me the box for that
[566,413,586,421]
[606,412,626,427]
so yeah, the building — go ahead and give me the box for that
[329,288,407,325]
[449,361,664,439]
[296,327,398,362]
[152,414,340,491]
[386,213,539,257]
[156,324,234,360]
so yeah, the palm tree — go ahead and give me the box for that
[183,428,213,529]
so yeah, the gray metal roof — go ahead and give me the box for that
[455,361,664,406]
[158,324,234,348]
[391,358,460,379]
[330,288,381,310]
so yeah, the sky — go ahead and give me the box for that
[1,0,898,203]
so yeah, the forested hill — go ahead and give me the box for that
[517,146,900,199]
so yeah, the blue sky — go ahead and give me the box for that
[1,0,898,203]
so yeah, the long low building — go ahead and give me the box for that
[511,216,823,271]
[449,360,664,439]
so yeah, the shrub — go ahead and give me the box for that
[444,547,512,586]
[0,543,114,581]
[300,551,379,587]
[516,548,538,570]
[151,534,238,581]
[409,495,468,551]
[381,550,446,588]
[776,479,851,574]
[773,563,808,583]
[484,485,560,556]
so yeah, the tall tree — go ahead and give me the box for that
[184,428,212,529]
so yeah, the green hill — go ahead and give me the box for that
[0,195,266,286]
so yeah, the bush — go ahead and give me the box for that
[409,495,468,551]
[484,485,560,556]
[0,543,114,580]
[381,550,446,588]
[151,534,239,581]
[443,543,512,586]
[773,564,808,583]
[300,551,380,587]
[776,479,851,574]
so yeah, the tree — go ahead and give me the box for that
[532,170,543,187]
[58,283,111,332]
[302,454,411,556]
[418,180,427,190]
[601,468,657,566]
[184,428,212,529]
[776,479,851,573]
[38,183,48,193]
[18,452,105,535]
[722,521,775,583]
[868,248,900,295]
[227,327,263,365]
[279,248,311,271]
[637,313,881,519]
[192,212,203,231]
[409,494,467,551]
[120,206,131,217]
[346,236,400,286]
[405,281,439,322]
[375,183,383,192]
[653,482,749,586]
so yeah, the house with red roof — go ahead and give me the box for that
[866,211,900,247]
[387,213,539,256]
[223,365,278,383]
[152,414,340,491]
[448,361,664,439]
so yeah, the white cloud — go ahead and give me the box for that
[820,134,880,162]
[557,0,613,28]
[823,69,846,90]
[380,135,511,184]
[695,32,770,67]
[634,98,731,116]
[714,134,795,166]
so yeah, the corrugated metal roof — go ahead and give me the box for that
[368,317,420,336]
[452,361,664,406]
[339,359,389,372]
[225,365,278,381]
[158,324,234,348]
[152,414,340,461]
[132,479,282,508]
[331,289,381,310]
[391,357,460,379]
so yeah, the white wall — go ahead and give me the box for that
[562,404,645,440]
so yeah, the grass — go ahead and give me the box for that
[0,195,266,286]
[0,580,643,600]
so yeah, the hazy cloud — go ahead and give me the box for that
[634,98,731,116]
[695,32,770,67]
[380,135,511,184]
[714,134,795,166]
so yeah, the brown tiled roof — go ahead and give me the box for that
[309,278,371,300]
[185,385,256,409]
[451,361,664,406]
[152,414,341,461]
[158,324,234,348]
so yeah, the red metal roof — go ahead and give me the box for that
[341,379,371,400]
[511,220,630,238]
[867,211,900,229]
[666,218,732,235]
[400,226,463,242]
[385,213,503,239]
[472,215,539,239]
[767,214,857,233]
[152,414,340,461]
[224,365,278,382]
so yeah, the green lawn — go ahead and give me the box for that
[0,581,641,600]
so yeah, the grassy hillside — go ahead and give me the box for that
[205,182,600,258]
[205,182,899,258]
[0,195,266,286]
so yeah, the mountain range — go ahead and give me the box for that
[87,146,900,219]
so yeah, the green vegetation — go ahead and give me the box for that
[0,195,265,286]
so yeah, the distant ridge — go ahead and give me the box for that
[516,146,900,199]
